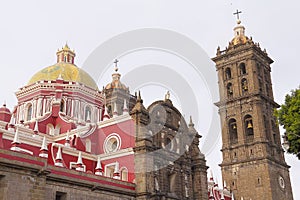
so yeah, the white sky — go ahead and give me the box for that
[0,0,299,198]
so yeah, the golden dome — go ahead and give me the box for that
[28,62,98,90]
[105,73,128,90]
[231,35,248,46]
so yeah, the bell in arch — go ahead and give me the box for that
[247,121,253,129]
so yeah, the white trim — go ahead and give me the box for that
[103,133,121,154]
[97,114,131,129]
[104,162,117,178]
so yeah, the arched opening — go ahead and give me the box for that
[169,173,177,193]
[120,167,128,181]
[241,78,248,94]
[60,99,65,112]
[26,104,33,121]
[227,83,233,98]
[225,68,232,80]
[244,115,254,142]
[259,79,263,92]
[54,124,61,136]
[46,124,54,136]
[85,139,91,153]
[239,63,247,75]
[165,137,172,150]
[264,115,271,141]
[85,106,92,122]
[229,118,238,144]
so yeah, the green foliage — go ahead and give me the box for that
[275,87,300,159]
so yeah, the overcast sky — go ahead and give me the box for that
[0,0,299,198]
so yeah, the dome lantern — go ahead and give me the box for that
[56,43,76,64]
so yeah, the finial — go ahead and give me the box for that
[95,156,103,176]
[34,120,39,133]
[137,91,141,101]
[41,136,48,151]
[233,9,242,23]
[114,59,119,72]
[113,161,120,179]
[64,41,69,49]
[3,101,6,107]
[57,73,63,80]
[165,91,170,100]
[189,116,194,126]
[76,151,83,165]
[39,136,48,158]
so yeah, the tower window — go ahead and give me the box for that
[225,68,232,80]
[120,167,128,181]
[265,84,269,96]
[85,106,92,122]
[244,115,254,141]
[229,118,238,144]
[239,63,247,75]
[26,104,33,121]
[60,100,65,112]
[264,115,271,141]
[241,78,248,94]
[259,79,263,92]
[227,83,233,98]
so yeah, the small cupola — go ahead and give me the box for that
[56,43,76,64]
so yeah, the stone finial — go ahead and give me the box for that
[76,152,84,172]
[95,157,103,176]
[39,136,48,158]
[113,162,120,179]
[113,102,118,117]
[34,120,39,134]
[55,146,63,167]
[103,106,110,121]
[123,99,129,114]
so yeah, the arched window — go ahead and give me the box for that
[265,84,269,96]
[54,124,61,136]
[241,78,248,94]
[120,167,128,181]
[225,68,232,80]
[60,100,65,112]
[229,118,238,144]
[264,115,271,141]
[244,115,254,141]
[46,124,54,135]
[86,139,91,153]
[239,63,247,75]
[169,173,177,193]
[227,83,233,98]
[165,137,172,150]
[259,79,263,92]
[26,104,32,121]
[85,106,92,122]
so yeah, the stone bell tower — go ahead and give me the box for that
[212,13,293,200]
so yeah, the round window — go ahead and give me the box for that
[104,134,121,153]
[278,176,285,189]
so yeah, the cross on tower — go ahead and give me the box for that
[114,59,119,72]
[233,9,242,20]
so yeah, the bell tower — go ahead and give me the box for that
[212,14,294,200]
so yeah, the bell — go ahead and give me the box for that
[243,85,248,90]
[233,124,237,129]
[247,121,253,129]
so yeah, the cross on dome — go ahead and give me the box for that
[233,9,242,20]
[114,59,119,72]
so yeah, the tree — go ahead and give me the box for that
[275,87,300,159]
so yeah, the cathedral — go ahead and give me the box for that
[0,17,294,200]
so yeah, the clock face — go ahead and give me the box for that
[104,134,121,153]
[278,176,285,189]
